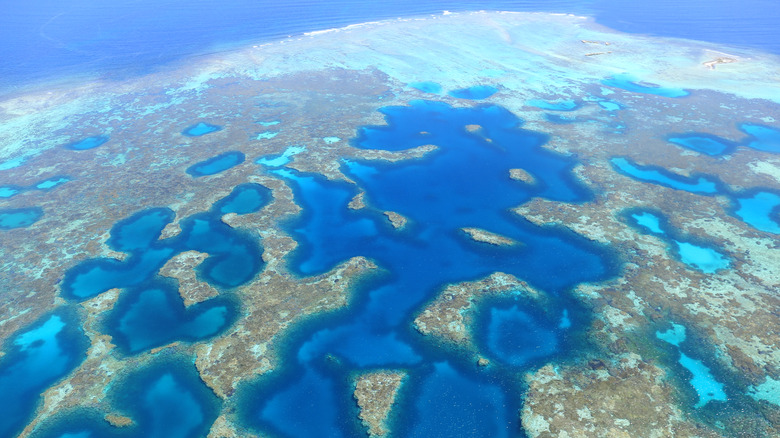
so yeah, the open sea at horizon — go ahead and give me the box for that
[2,0,780,95]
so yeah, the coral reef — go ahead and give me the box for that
[521,358,722,438]
[353,371,407,437]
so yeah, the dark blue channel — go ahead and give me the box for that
[242,100,618,436]
[399,361,510,438]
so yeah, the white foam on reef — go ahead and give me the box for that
[173,11,780,107]
[304,20,385,36]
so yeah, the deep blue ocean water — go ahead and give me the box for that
[2,0,780,95]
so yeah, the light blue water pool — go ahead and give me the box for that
[410,81,442,94]
[740,124,780,153]
[0,310,88,437]
[64,136,109,151]
[732,191,780,233]
[182,122,222,137]
[657,324,728,408]
[623,208,730,273]
[0,207,43,229]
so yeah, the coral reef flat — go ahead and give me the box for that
[1,10,779,438]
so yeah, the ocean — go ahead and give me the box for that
[2,0,779,95]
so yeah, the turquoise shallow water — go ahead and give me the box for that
[733,191,780,233]
[741,124,780,153]
[64,136,109,151]
[1,177,70,200]
[0,207,44,229]
[656,324,728,408]
[527,99,580,111]
[624,208,730,273]
[183,122,223,137]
